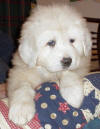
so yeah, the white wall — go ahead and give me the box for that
[70,0,100,18]
[37,0,68,5]
[70,0,100,31]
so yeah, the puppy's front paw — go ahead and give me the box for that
[9,102,35,125]
[60,87,84,108]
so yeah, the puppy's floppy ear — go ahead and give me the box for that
[75,18,92,56]
[80,19,92,56]
[18,41,38,67]
[18,17,39,67]
[83,29,92,56]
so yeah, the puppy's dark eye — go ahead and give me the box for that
[70,39,75,43]
[47,40,56,47]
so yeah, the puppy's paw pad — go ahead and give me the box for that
[9,103,35,125]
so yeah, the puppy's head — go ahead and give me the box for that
[19,5,92,72]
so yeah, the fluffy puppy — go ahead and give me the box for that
[8,4,92,125]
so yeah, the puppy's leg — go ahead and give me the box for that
[60,71,84,108]
[8,82,35,125]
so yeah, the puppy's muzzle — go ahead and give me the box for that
[61,57,72,68]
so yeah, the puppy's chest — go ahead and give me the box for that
[37,66,59,82]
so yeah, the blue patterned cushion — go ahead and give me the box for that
[35,73,100,129]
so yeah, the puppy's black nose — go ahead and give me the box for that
[61,57,72,68]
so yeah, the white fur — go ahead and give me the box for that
[8,4,92,125]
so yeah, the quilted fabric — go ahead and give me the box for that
[0,73,100,129]
[35,73,100,129]
[0,99,42,129]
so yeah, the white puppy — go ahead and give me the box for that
[8,4,92,125]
